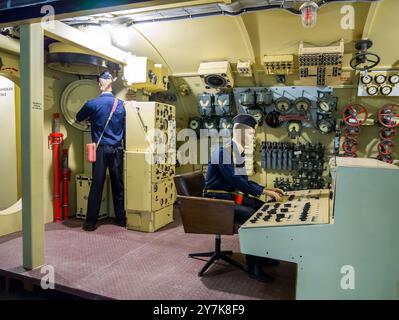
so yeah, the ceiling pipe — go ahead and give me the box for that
[116,0,381,26]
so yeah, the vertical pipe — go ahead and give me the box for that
[49,113,63,222]
[62,149,71,220]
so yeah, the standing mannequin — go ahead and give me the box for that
[76,71,126,231]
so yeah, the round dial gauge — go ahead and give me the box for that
[380,85,393,96]
[361,74,373,85]
[389,74,399,85]
[366,85,378,96]
[287,121,302,139]
[189,118,201,130]
[275,97,292,113]
[375,74,387,84]
[319,100,332,112]
[248,109,263,124]
[317,118,335,134]
[294,97,311,112]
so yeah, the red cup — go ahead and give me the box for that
[234,193,243,205]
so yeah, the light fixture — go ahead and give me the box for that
[112,26,130,47]
[300,1,319,28]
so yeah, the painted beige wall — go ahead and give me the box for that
[0,50,78,223]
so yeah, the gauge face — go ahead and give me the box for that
[189,119,200,130]
[287,121,302,139]
[248,109,263,123]
[380,85,393,96]
[366,85,378,96]
[294,98,311,112]
[319,100,331,112]
[204,119,216,129]
[219,117,233,129]
[317,119,334,134]
[275,98,291,113]
[375,74,387,84]
[288,122,301,132]
[389,74,399,85]
[361,75,373,84]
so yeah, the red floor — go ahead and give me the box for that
[0,208,296,300]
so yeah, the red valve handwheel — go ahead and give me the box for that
[343,103,368,127]
[379,127,397,140]
[342,138,359,153]
[377,153,394,164]
[344,125,360,139]
[378,140,395,155]
[378,104,399,128]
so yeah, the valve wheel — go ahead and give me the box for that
[344,126,360,139]
[343,104,368,126]
[377,153,393,164]
[379,127,397,140]
[342,138,359,153]
[378,140,395,155]
[378,104,399,128]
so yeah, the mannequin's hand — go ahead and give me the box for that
[263,188,285,202]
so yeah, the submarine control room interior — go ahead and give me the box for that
[0,0,398,301]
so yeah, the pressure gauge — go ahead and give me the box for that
[203,118,218,130]
[317,118,336,134]
[215,93,231,116]
[380,85,393,96]
[294,97,311,112]
[366,85,379,96]
[287,121,302,139]
[389,74,399,85]
[247,108,264,124]
[319,100,332,112]
[360,74,373,85]
[198,93,213,116]
[317,93,337,113]
[275,97,292,113]
[219,117,233,130]
[375,74,387,85]
[189,117,202,131]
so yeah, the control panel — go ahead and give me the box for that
[240,189,332,228]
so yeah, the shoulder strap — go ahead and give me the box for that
[96,98,119,148]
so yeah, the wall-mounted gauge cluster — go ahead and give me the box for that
[315,91,337,135]
[233,86,338,138]
[189,92,236,136]
[358,71,399,97]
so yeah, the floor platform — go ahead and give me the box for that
[0,208,296,300]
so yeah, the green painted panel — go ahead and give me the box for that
[239,166,399,299]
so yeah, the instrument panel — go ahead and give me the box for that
[241,189,332,228]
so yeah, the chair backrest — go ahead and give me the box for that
[174,171,205,197]
[176,196,235,235]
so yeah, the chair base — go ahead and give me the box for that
[188,235,244,277]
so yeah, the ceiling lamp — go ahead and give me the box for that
[300,1,319,28]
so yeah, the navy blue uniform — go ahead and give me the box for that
[76,92,126,225]
[204,141,264,223]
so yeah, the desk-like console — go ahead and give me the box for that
[239,157,399,299]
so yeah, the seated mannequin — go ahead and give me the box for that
[203,114,284,283]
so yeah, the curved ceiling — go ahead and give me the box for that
[102,1,378,75]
